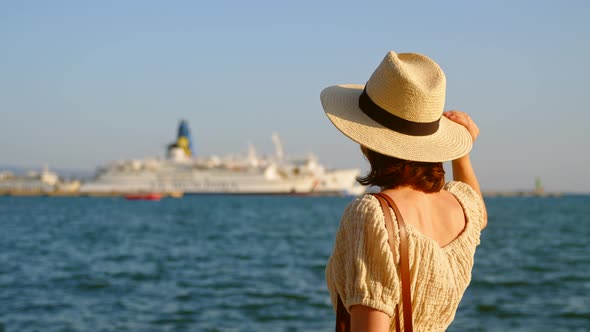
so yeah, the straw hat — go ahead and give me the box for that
[320,51,472,162]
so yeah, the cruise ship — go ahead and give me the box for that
[80,121,364,196]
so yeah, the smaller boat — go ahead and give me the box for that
[124,193,163,201]
[167,191,184,198]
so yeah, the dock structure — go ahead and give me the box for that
[0,189,184,198]
[483,177,562,198]
[0,167,186,198]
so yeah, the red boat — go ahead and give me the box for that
[124,193,163,201]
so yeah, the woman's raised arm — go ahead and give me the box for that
[444,111,487,228]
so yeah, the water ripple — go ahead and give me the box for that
[0,195,588,331]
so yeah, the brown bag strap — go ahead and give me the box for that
[379,193,413,332]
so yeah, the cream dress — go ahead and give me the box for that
[325,181,486,331]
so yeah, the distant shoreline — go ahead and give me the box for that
[483,191,563,198]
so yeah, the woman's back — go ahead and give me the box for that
[381,186,469,248]
[325,181,486,331]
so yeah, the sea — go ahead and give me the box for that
[0,195,588,332]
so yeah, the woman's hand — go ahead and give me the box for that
[443,111,479,142]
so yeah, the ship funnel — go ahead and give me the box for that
[177,120,194,157]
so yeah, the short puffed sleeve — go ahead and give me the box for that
[325,194,400,317]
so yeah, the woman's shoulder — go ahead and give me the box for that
[444,180,475,194]
[444,181,481,204]
[337,194,387,232]
[343,193,382,219]
[444,181,486,227]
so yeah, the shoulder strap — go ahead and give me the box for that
[372,194,396,256]
[380,193,413,332]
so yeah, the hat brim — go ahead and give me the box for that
[321,84,472,162]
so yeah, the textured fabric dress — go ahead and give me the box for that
[325,181,486,331]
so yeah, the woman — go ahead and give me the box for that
[322,51,487,331]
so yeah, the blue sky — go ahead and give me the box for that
[1,1,589,192]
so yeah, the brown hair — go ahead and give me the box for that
[357,146,445,193]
